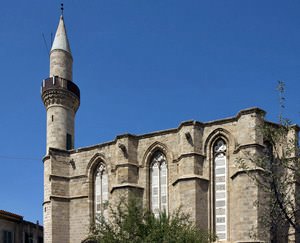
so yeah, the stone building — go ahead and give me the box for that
[0,210,43,243]
[41,14,299,243]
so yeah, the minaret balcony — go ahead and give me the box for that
[41,76,80,99]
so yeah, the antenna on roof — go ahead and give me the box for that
[61,3,64,16]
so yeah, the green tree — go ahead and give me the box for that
[236,81,300,242]
[85,197,214,243]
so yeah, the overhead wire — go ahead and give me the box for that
[0,155,40,161]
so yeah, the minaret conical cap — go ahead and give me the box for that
[51,15,72,54]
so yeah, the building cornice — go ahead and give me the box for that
[172,174,209,186]
[49,174,87,181]
[233,143,265,154]
[49,195,88,201]
[110,183,144,193]
[231,168,265,180]
[174,152,205,163]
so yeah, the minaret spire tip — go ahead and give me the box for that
[50,3,71,54]
[61,3,64,16]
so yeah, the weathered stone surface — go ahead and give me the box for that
[43,103,287,243]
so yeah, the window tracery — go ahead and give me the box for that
[214,139,227,241]
[150,151,168,217]
[94,163,108,219]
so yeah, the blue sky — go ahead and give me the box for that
[0,0,300,224]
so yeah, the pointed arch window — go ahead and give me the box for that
[150,151,168,217]
[214,139,227,241]
[94,163,109,219]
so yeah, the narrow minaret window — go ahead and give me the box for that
[66,133,72,150]
[214,139,227,241]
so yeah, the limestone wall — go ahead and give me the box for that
[50,50,73,81]
[45,108,274,243]
[46,105,75,152]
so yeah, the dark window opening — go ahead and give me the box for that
[66,133,72,150]
[25,233,33,243]
[38,236,44,243]
[3,230,13,243]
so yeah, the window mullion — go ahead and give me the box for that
[100,173,103,214]
[158,163,161,211]
[150,152,168,217]
[214,139,227,241]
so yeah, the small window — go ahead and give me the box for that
[66,133,72,150]
[38,236,44,243]
[25,232,33,243]
[3,230,13,243]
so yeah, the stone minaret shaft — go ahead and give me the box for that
[41,15,80,152]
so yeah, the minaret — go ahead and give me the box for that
[41,14,80,152]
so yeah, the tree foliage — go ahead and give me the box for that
[236,81,300,241]
[86,197,213,243]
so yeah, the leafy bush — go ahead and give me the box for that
[86,198,213,243]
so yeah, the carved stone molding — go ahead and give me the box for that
[42,88,80,112]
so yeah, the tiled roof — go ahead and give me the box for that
[0,210,23,220]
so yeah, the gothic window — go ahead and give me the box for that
[214,139,227,241]
[150,151,168,217]
[94,163,109,219]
